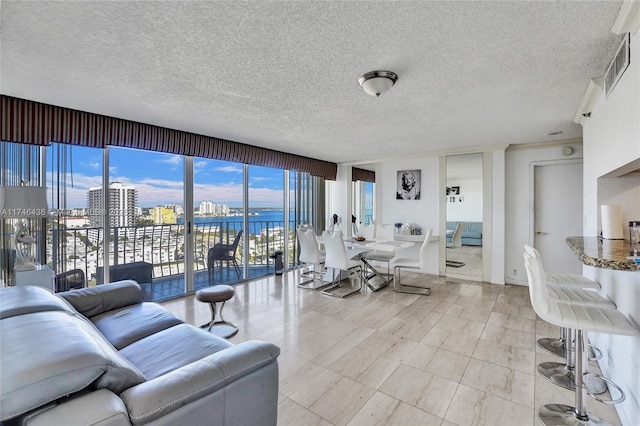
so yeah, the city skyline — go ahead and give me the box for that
[46,145,285,209]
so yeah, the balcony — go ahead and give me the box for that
[48,219,301,301]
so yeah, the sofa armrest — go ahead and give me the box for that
[22,389,130,426]
[59,280,144,318]
[120,341,279,425]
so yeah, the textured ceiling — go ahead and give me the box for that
[0,1,624,165]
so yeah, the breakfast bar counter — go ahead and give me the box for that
[565,236,640,272]
[565,236,639,424]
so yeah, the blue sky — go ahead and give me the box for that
[46,145,284,208]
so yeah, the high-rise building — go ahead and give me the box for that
[198,201,214,215]
[198,201,229,216]
[87,182,138,229]
[151,206,176,224]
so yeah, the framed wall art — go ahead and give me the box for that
[396,170,421,200]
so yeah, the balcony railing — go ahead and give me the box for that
[49,220,301,289]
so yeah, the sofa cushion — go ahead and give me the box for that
[120,323,233,379]
[463,231,482,239]
[0,285,73,319]
[91,302,183,350]
[0,311,144,421]
[60,280,144,318]
[464,222,483,234]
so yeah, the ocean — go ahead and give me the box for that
[178,209,286,235]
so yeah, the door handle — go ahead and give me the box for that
[536,231,546,235]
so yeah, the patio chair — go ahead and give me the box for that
[208,230,243,283]
[55,269,86,292]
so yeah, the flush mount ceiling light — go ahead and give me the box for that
[358,70,398,97]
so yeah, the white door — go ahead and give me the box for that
[534,162,583,274]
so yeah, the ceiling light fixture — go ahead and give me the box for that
[358,70,398,97]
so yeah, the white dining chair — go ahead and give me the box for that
[390,229,433,295]
[296,224,327,289]
[321,229,363,298]
[446,222,464,248]
[363,223,396,282]
[375,224,395,241]
[359,223,376,240]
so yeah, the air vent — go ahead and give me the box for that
[605,33,630,97]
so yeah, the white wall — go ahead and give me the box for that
[504,143,584,285]
[446,154,483,222]
[371,150,506,285]
[446,177,483,222]
[583,31,640,236]
[487,150,505,285]
[581,30,640,426]
[377,157,441,274]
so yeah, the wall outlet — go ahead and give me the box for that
[513,268,517,276]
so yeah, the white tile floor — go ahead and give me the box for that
[446,245,483,279]
[160,270,622,426]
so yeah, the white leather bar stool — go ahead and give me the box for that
[524,253,639,426]
[524,245,604,359]
[524,246,616,393]
[524,245,600,289]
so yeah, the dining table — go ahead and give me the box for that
[343,238,415,291]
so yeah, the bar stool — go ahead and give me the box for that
[524,246,616,393]
[524,253,639,426]
[524,245,604,359]
[196,285,238,338]
[538,287,616,395]
[524,245,600,289]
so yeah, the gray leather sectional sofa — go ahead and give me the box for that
[0,281,280,425]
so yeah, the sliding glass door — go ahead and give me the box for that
[107,147,185,300]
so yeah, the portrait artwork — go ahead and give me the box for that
[396,170,421,200]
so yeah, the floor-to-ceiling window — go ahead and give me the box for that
[247,164,284,279]
[107,147,185,300]
[46,143,103,286]
[2,142,327,300]
[352,180,375,228]
[290,172,324,267]
[1,142,46,286]
[193,157,246,287]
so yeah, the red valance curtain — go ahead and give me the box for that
[352,167,375,182]
[1,95,338,180]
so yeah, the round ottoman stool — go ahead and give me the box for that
[196,285,238,338]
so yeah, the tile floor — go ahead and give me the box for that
[160,270,622,426]
[446,246,483,279]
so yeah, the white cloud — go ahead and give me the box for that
[157,155,182,165]
[44,171,284,209]
[215,165,243,173]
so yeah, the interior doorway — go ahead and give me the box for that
[533,160,584,275]
[445,153,483,280]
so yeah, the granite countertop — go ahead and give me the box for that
[566,237,640,272]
